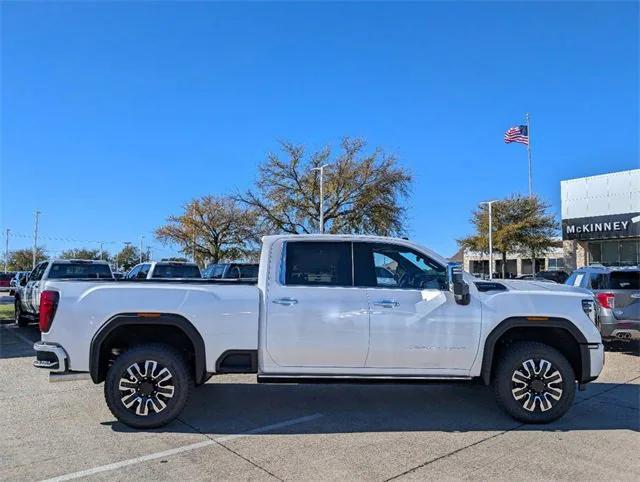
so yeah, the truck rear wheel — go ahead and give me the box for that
[104,343,193,429]
[493,341,576,424]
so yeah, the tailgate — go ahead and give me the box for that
[609,271,640,318]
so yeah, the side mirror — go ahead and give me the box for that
[447,263,470,306]
[20,277,28,286]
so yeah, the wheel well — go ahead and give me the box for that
[483,325,585,384]
[91,314,206,385]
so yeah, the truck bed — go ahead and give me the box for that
[40,280,260,374]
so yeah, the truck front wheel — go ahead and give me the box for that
[104,343,193,429]
[493,341,576,424]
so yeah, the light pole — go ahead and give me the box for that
[33,210,41,269]
[4,229,9,273]
[480,200,498,280]
[311,164,329,233]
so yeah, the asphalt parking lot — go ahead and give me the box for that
[1,320,639,482]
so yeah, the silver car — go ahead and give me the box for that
[566,266,640,341]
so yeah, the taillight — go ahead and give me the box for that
[595,292,615,310]
[39,291,59,332]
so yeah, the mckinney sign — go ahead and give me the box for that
[563,212,640,241]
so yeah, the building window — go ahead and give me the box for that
[547,258,565,269]
[588,240,640,266]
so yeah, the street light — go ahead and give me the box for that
[480,200,498,280]
[311,164,329,234]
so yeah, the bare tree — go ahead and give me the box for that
[155,195,260,265]
[237,138,412,236]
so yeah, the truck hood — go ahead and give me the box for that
[497,279,592,297]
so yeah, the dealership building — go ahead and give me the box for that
[458,168,639,277]
[561,168,639,269]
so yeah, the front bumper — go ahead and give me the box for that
[585,342,605,383]
[33,341,68,373]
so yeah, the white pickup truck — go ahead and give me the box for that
[33,235,604,428]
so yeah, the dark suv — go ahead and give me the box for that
[566,266,640,341]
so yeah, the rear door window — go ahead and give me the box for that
[610,272,640,290]
[284,241,352,287]
[589,273,608,290]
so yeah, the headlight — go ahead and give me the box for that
[582,299,597,325]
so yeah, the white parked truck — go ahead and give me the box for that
[15,259,113,327]
[33,235,604,428]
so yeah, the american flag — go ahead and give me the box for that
[504,125,529,145]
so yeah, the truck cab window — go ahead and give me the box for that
[284,241,352,287]
[32,263,48,281]
[355,243,447,290]
[137,264,151,279]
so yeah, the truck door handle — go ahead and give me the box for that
[373,300,399,308]
[272,297,298,306]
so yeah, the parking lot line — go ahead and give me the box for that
[40,413,323,482]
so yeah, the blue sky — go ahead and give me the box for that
[2,1,638,259]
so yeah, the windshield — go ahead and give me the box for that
[48,263,113,279]
[152,264,201,278]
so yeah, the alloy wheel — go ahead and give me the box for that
[511,358,564,412]
[118,360,175,416]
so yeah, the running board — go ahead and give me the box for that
[49,371,91,383]
[257,374,474,384]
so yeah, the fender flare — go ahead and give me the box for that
[89,313,207,384]
[480,316,590,385]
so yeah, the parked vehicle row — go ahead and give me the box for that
[124,261,202,279]
[0,272,15,289]
[32,234,604,429]
[202,262,258,280]
[14,260,113,326]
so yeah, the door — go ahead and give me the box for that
[354,242,482,371]
[265,241,370,368]
[26,262,48,314]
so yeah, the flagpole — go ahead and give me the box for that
[526,112,532,197]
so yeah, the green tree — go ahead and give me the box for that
[155,195,259,265]
[458,195,559,278]
[114,245,147,271]
[59,248,111,261]
[5,247,47,271]
[237,137,412,236]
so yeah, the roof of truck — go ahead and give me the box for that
[261,234,449,266]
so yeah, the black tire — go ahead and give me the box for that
[104,343,193,429]
[493,341,576,424]
[15,300,29,327]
